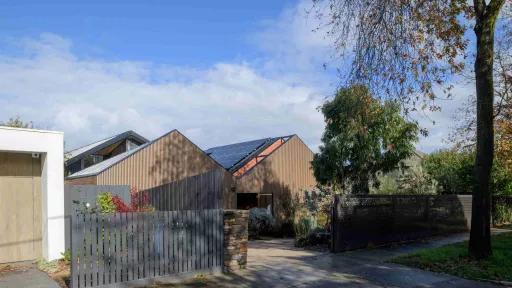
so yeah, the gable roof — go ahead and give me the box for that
[205,135,292,172]
[66,129,225,180]
[65,130,148,164]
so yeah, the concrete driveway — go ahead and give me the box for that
[204,234,500,288]
[0,265,60,288]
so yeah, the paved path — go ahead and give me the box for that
[199,234,500,288]
[0,265,60,288]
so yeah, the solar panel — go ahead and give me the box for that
[206,138,273,170]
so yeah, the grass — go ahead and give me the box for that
[390,232,512,283]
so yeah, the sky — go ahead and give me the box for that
[0,0,470,152]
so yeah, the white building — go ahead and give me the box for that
[0,126,65,262]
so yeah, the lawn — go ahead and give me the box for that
[390,232,512,283]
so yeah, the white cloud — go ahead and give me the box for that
[0,33,325,151]
[413,81,474,152]
[0,0,471,154]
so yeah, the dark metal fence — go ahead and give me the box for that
[71,210,223,288]
[141,169,224,211]
[331,195,472,252]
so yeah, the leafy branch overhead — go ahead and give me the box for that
[313,0,471,110]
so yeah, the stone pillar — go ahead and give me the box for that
[223,209,249,272]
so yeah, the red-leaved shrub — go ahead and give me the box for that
[112,195,134,212]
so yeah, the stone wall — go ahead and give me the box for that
[223,210,249,272]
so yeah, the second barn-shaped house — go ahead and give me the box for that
[206,135,316,224]
[66,130,236,208]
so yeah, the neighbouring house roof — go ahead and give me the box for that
[205,135,292,173]
[66,143,148,179]
[65,130,148,165]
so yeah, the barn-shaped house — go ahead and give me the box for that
[206,135,316,223]
[66,130,236,208]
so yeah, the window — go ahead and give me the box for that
[237,193,258,210]
[83,154,103,168]
[126,140,139,151]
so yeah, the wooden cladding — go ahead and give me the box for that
[66,176,97,186]
[235,136,316,222]
[236,135,316,194]
[93,130,221,190]
[142,169,224,211]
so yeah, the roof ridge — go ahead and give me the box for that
[65,131,127,153]
[206,135,291,151]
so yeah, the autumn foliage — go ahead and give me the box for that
[96,187,154,213]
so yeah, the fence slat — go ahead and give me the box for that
[90,213,98,287]
[71,214,79,288]
[80,213,87,288]
[143,212,149,278]
[137,212,143,279]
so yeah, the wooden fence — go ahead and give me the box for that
[141,169,224,211]
[331,195,472,252]
[71,209,224,288]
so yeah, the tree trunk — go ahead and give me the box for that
[469,10,497,259]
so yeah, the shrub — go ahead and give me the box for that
[293,205,326,247]
[60,249,71,263]
[248,208,275,238]
[494,203,512,225]
[96,188,155,213]
[423,150,474,194]
[424,149,512,195]
[96,192,116,213]
[130,187,154,212]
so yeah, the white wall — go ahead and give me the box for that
[0,126,64,261]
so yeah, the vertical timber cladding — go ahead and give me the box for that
[236,135,317,223]
[94,130,236,208]
[0,152,42,263]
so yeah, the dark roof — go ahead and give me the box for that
[65,130,148,165]
[205,135,292,172]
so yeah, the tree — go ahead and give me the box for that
[313,0,509,259]
[0,116,34,129]
[424,149,512,195]
[312,85,419,194]
[424,150,475,194]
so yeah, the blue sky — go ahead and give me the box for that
[0,1,295,66]
[0,0,466,152]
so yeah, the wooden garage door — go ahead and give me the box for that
[0,152,42,263]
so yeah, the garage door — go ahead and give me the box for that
[0,152,42,263]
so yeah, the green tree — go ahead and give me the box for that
[313,0,509,259]
[424,150,475,194]
[0,116,34,128]
[424,149,512,196]
[312,85,419,194]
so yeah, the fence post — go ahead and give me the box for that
[330,195,340,253]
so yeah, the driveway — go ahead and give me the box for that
[195,234,500,288]
[0,265,60,288]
